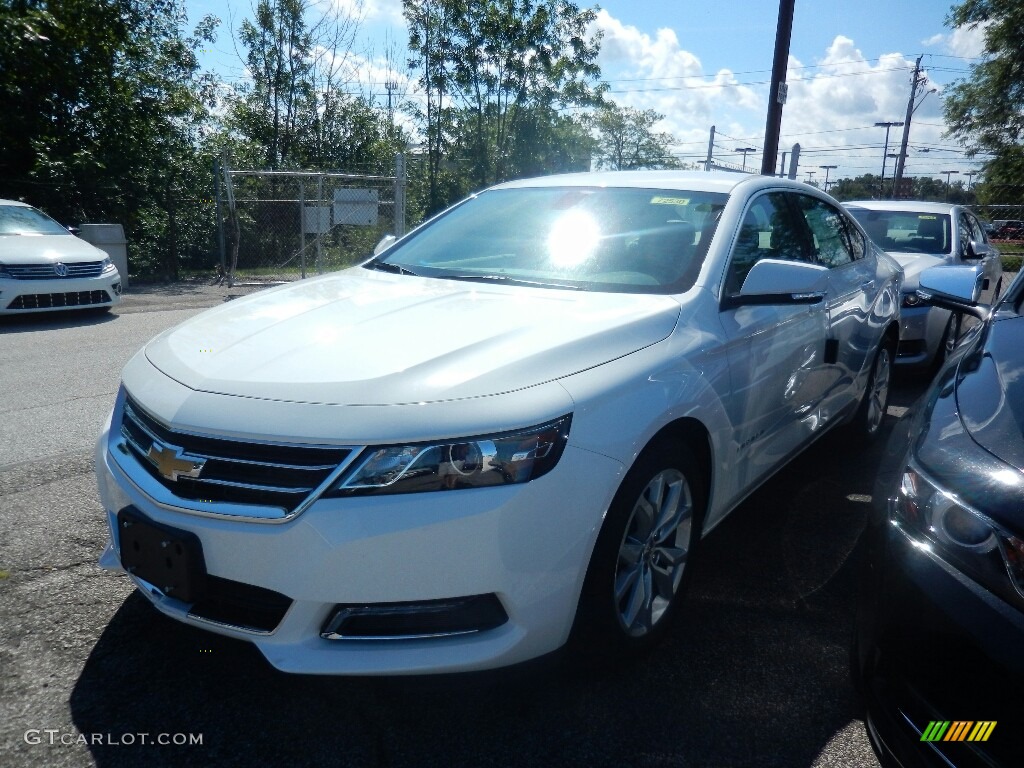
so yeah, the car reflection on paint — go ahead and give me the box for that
[853,266,1024,767]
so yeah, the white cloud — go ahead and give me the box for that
[778,36,951,181]
[592,9,762,165]
[924,23,989,58]
[329,0,404,25]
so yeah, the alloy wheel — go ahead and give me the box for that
[865,347,891,435]
[614,468,693,637]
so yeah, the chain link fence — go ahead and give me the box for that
[215,156,406,285]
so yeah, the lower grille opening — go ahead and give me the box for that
[188,575,292,633]
[7,289,111,310]
[320,594,508,640]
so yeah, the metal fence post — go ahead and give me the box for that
[299,179,307,279]
[213,158,225,277]
[316,173,324,274]
[394,153,406,237]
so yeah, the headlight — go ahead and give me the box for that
[101,257,115,273]
[328,415,572,496]
[893,463,1024,601]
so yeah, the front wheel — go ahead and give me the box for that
[570,440,705,660]
[849,342,893,444]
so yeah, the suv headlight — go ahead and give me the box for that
[893,462,1024,601]
[101,257,116,273]
[327,415,572,496]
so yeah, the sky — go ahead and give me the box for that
[186,0,988,186]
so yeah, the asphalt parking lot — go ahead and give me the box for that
[0,281,931,768]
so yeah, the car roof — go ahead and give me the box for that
[0,199,33,208]
[843,199,959,214]
[489,170,820,196]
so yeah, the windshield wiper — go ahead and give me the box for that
[444,274,582,290]
[367,261,423,277]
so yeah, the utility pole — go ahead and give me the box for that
[705,125,716,171]
[894,56,935,196]
[735,147,757,171]
[942,170,959,201]
[761,0,796,176]
[819,165,837,191]
[874,121,904,198]
[385,80,400,134]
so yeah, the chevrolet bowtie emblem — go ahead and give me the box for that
[147,442,206,482]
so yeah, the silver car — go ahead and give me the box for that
[844,200,1002,370]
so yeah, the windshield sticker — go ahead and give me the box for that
[919,215,938,220]
[650,196,690,206]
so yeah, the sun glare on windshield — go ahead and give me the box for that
[547,209,601,268]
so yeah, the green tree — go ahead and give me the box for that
[943,1,1024,203]
[403,0,604,213]
[0,0,220,278]
[224,0,402,173]
[592,104,682,170]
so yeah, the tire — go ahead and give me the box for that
[849,341,893,444]
[569,439,706,661]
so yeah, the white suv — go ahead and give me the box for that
[96,171,901,674]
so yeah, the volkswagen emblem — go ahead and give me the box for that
[54,262,69,277]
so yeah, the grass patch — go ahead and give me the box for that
[1002,254,1023,273]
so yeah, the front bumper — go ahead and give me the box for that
[895,304,949,367]
[95,410,623,675]
[855,520,1024,768]
[0,270,121,313]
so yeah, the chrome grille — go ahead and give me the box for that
[120,396,352,514]
[4,261,106,279]
[7,290,111,310]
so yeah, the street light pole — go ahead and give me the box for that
[875,121,905,198]
[819,165,837,191]
[805,170,816,185]
[941,170,959,201]
[735,147,757,172]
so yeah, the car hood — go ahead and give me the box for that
[0,234,106,263]
[887,253,946,290]
[143,267,681,405]
[956,315,1024,473]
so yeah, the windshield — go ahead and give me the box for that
[368,186,728,293]
[847,208,952,255]
[0,205,72,236]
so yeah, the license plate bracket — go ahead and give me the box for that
[117,507,207,603]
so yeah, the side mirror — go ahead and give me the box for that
[725,258,829,309]
[373,234,397,256]
[916,265,989,320]
[964,240,990,260]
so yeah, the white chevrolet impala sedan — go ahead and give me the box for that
[96,171,901,674]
